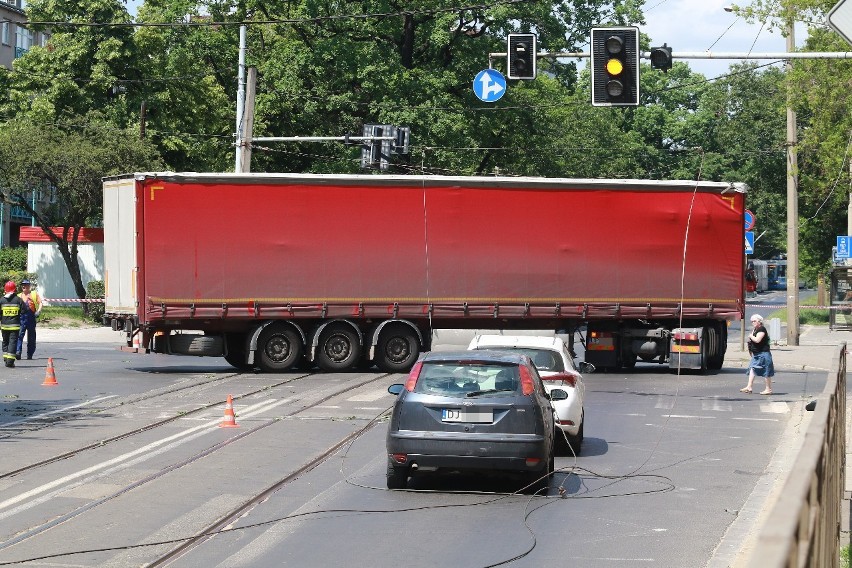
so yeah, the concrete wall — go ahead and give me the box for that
[27,242,104,305]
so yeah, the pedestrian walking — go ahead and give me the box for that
[740,313,774,395]
[0,281,24,368]
[16,278,41,360]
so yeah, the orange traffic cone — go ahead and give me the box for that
[42,358,58,386]
[220,395,238,428]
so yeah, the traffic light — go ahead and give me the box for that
[590,27,640,106]
[650,43,673,72]
[507,33,537,80]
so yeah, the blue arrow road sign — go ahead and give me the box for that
[838,236,852,259]
[473,69,506,102]
[745,231,754,255]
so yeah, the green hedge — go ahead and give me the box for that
[86,280,105,323]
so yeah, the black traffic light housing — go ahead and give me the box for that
[590,27,640,107]
[507,33,537,80]
[650,43,673,72]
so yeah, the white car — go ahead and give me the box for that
[467,334,589,454]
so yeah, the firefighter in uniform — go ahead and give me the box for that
[16,279,41,360]
[0,281,24,368]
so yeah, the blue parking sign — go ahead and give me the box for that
[838,236,852,259]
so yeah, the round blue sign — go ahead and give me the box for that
[473,69,506,103]
[744,209,755,231]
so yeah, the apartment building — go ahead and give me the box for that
[0,0,52,247]
[0,0,49,71]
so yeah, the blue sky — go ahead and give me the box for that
[641,0,810,78]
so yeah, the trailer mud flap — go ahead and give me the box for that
[585,330,618,368]
[669,328,703,371]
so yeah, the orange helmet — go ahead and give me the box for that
[4,281,15,294]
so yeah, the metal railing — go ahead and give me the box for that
[749,343,847,567]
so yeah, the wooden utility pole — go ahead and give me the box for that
[785,18,800,345]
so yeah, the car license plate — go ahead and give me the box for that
[442,408,493,423]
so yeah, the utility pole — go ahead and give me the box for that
[234,24,247,173]
[786,18,800,346]
[237,67,256,173]
[140,100,147,139]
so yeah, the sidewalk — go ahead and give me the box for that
[37,325,120,343]
[717,323,850,566]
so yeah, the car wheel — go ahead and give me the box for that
[524,451,553,495]
[566,411,584,456]
[386,460,409,489]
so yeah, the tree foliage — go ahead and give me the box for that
[0,0,850,281]
[0,116,162,299]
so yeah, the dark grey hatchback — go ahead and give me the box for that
[385,350,564,491]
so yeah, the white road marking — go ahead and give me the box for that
[661,415,716,419]
[0,396,117,428]
[702,398,733,412]
[732,417,779,422]
[759,402,790,414]
[0,398,288,518]
[347,389,388,402]
[654,397,675,410]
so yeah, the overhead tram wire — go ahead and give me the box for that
[20,0,534,28]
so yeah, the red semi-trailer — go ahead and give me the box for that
[102,173,746,373]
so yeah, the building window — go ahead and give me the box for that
[15,24,32,57]
[1,22,10,46]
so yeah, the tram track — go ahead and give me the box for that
[0,371,243,441]
[0,372,311,480]
[149,407,391,567]
[0,373,393,557]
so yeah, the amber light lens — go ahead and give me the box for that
[605,58,624,76]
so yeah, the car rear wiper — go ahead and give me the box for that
[466,389,512,397]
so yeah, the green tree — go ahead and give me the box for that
[0,116,162,300]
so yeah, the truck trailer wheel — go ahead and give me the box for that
[224,333,253,371]
[376,327,419,373]
[257,325,303,372]
[317,324,361,372]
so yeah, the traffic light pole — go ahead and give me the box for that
[488,50,852,67]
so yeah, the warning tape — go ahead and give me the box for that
[749,302,850,310]
[43,298,105,303]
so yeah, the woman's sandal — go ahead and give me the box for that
[759,390,773,395]
[739,388,752,393]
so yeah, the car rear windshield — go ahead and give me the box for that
[415,362,521,397]
[478,347,565,372]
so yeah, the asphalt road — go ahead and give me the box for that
[0,336,827,567]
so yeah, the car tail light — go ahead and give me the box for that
[519,365,535,395]
[525,457,541,467]
[557,419,576,426]
[674,331,698,341]
[404,361,423,392]
[391,453,408,464]
[542,372,577,387]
